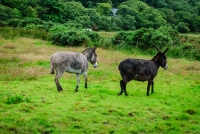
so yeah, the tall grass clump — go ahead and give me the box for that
[6,94,31,104]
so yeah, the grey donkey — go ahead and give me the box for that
[50,47,97,92]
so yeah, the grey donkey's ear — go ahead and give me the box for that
[93,46,97,51]
[163,48,168,54]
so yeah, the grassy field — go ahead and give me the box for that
[0,37,200,134]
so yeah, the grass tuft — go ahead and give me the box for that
[6,94,31,104]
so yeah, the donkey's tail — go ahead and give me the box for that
[50,59,54,74]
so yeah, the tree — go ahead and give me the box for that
[117,0,167,29]
[174,11,200,32]
[98,16,112,31]
[38,0,64,23]
[0,5,20,21]
[24,6,37,17]
[63,2,87,20]
[96,3,112,16]
[119,15,137,30]
[0,0,39,17]
[88,8,102,30]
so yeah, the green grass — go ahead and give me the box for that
[0,37,200,134]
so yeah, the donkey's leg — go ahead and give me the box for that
[147,79,153,96]
[75,74,80,92]
[83,72,87,89]
[151,81,154,94]
[55,70,64,91]
[119,80,128,96]
[118,80,124,95]
[124,82,128,96]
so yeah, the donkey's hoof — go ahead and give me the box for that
[57,88,63,91]
[118,92,122,96]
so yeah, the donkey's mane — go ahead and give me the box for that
[151,53,160,62]
[82,48,93,53]
[82,48,95,61]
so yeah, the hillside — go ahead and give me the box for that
[0,37,200,133]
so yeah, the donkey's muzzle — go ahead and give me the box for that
[164,64,168,70]
[93,62,98,68]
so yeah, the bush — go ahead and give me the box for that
[0,21,8,27]
[8,19,21,27]
[112,28,177,49]
[17,18,55,32]
[83,30,100,42]
[177,22,190,33]
[50,24,100,46]
[51,30,91,46]
[157,26,180,45]
[112,31,133,45]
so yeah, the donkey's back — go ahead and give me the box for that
[50,51,88,75]
[118,58,157,82]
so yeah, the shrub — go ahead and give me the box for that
[112,31,133,45]
[112,27,180,50]
[177,22,190,33]
[50,25,100,46]
[83,30,100,42]
[158,26,180,45]
[0,21,8,27]
[8,19,21,27]
[17,18,55,32]
[52,30,90,46]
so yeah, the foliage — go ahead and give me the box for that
[177,22,190,33]
[111,31,133,44]
[0,0,199,32]
[51,30,89,46]
[50,25,100,46]
[38,0,64,23]
[96,3,112,16]
[116,0,167,30]
[112,26,179,50]
[0,5,20,22]
[6,94,31,104]
[116,15,137,30]
[158,25,180,46]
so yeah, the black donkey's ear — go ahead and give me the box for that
[164,48,169,54]
[156,47,160,53]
